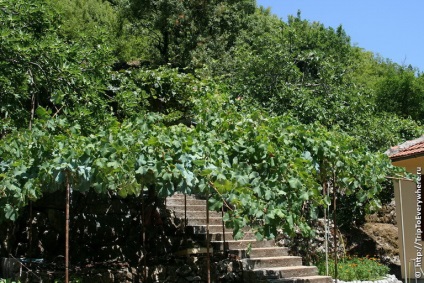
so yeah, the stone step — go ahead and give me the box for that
[187,224,251,234]
[186,224,223,234]
[173,210,222,218]
[246,266,318,280]
[186,224,252,235]
[273,275,333,283]
[208,232,256,241]
[166,198,207,206]
[167,194,206,201]
[228,247,289,258]
[165,194,206,206]
[167,204,208,211]
[242,256,303,270]
[166,193,328,283]
[211,240,275,250]
[184,217,223,225]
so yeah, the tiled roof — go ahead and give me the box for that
[386,136,424,160]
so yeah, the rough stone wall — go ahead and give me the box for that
[277,219,345,265]
[365,199,397,225]
[277,199,401,279]
[0,191,152,264]
[142,257,243,283]
[2,256,243,283]
[0,191,240,282]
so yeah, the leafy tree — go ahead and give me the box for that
[0,0,115,137]
[109,66,208,123]
[375,66,424,120]
[350,113,422,151]
[121,0,256,68]
[0,0,416,243]
[350,50,391,90]
[47,0,118,44]
[217,11,359,125]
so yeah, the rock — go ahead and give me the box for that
[177,264,192,276]
[365,200,397,225]
[186,275,202,282]
[126,269,133,280]
[360,223,399,266]
[150,265,168,282]
[93,271,114,283]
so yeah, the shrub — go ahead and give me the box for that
[316,256,390,281]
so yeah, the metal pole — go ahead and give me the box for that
[399,180,408,282]
[29,201,33,267]
[323,181,329,276]
[412,259,418,283]
[333,172,338,283]
[65,171,70,283]
[206,196,211,283]
[221,205,226,257]
[141,186,147,282]
[184,194,187,228]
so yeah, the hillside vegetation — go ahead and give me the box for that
[1,0,424,238]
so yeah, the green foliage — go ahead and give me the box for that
[122,0,256,67]
[222,11,353,109]
[350,50,392,90]
[216,10,384,142]
[0,97,395,237]
[350,112,423,152]
[375,66,424,120]
[0,0,417,241]
[47,0,118,44]
[317,256,390,281]
[109,66,207,122]
[211,8,424,175]
[0,0,115,136]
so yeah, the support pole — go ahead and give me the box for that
[29,201,33,266]
[221,205,226,257]
[141,185,147,282]
[399,180,408,282]
[333,172,338,283]
[323,181,329,276]
[184,194,187,227]
[206,196,211,283]
[65,171,70,283]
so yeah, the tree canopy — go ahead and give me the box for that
[0,0,422,237]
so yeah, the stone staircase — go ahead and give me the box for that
[166,194,332,283]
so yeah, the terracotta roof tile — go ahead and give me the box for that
[386,136,424,160]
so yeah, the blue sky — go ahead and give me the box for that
[256,1,424,71]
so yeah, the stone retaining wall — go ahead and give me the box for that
[0,191,242,282]
[0,191,158,263]
[1,256,243,282]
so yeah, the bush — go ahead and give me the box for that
[316,256,390,281]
